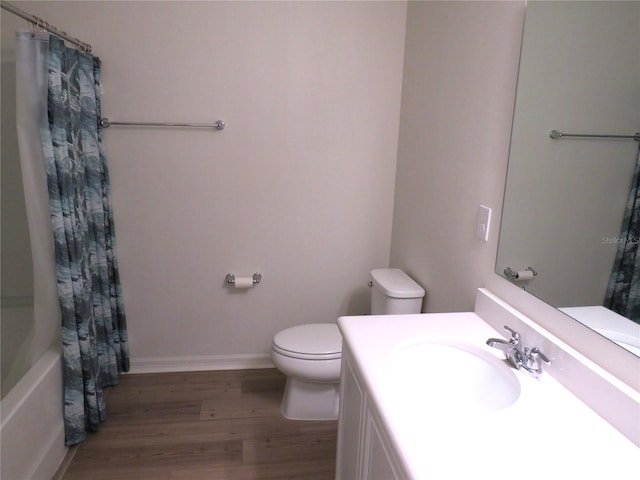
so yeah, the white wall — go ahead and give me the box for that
[497,1,640,308]
[20,0,629,384]
[390,1,526,313]
[20,1,407,370]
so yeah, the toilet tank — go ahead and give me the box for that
[370,268,425,315]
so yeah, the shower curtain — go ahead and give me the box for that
[15,32,129,446]
[605,145,640,325]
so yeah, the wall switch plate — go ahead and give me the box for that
[476,205,492,242]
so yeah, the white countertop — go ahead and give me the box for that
[338,312,640,479]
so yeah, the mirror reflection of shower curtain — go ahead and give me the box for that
[15,32,130,446]
[605,145,640,324]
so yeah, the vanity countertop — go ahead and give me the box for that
[338,312,639,479]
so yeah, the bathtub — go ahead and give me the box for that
[2,301,36,396]
[560,306,640,356]
[0,347,67,479]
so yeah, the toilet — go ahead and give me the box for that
[271,268,425,420]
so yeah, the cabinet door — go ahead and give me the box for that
[336,351,365,480]
[364,408,404,480]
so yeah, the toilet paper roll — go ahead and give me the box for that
[234,276,254,289]
[515,269,535,281]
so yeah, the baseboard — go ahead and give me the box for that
[127,353,274,374]
[52,444,78,480]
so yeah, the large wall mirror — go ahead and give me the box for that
[496,1,640,357]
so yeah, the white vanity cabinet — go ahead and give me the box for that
[336,347,406,480]
[336,303,640,479]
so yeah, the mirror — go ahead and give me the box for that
[496,1,640,356]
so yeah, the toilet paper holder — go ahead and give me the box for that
[225,273,262,285]
[504,266,537,281]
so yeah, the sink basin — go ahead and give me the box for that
[390,340,521,413]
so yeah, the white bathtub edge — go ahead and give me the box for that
[0,348,68,480]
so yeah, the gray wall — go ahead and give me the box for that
[11,1,535,368]
[18,1,408,370]
[391,1,525,313]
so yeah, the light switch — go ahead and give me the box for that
[476,205,492,242]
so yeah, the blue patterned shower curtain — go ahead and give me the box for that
[604,145,640,325]
[41,36,129,445]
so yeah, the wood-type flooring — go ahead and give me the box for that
[57,369,338,480]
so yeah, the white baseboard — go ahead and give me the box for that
[127,353,275,374]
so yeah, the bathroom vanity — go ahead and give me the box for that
[335,289,640,479]
[336,347,405,479]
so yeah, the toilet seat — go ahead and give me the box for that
[272,323,342,360]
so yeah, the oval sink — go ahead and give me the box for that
[390,340,521,413]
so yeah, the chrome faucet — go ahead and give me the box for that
[486,325,523,370]
[486,326,551,378]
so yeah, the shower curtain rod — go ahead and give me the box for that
[550,130,640,142]
[0,0,92,53]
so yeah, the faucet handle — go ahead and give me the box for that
[528,347,551,365]
[523,347,551,377]
[503,325,521,345]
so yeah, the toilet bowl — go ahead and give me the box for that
[271,323,342,420]
[271,268,425,420]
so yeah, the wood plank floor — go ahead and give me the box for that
[59,369,338,480]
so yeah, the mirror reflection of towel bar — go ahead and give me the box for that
[549,130,640,142]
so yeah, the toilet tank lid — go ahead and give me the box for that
[370,268,425,298]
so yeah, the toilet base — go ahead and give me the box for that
[280,377,339,420]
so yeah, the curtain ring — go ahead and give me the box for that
[34,17,47,32]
